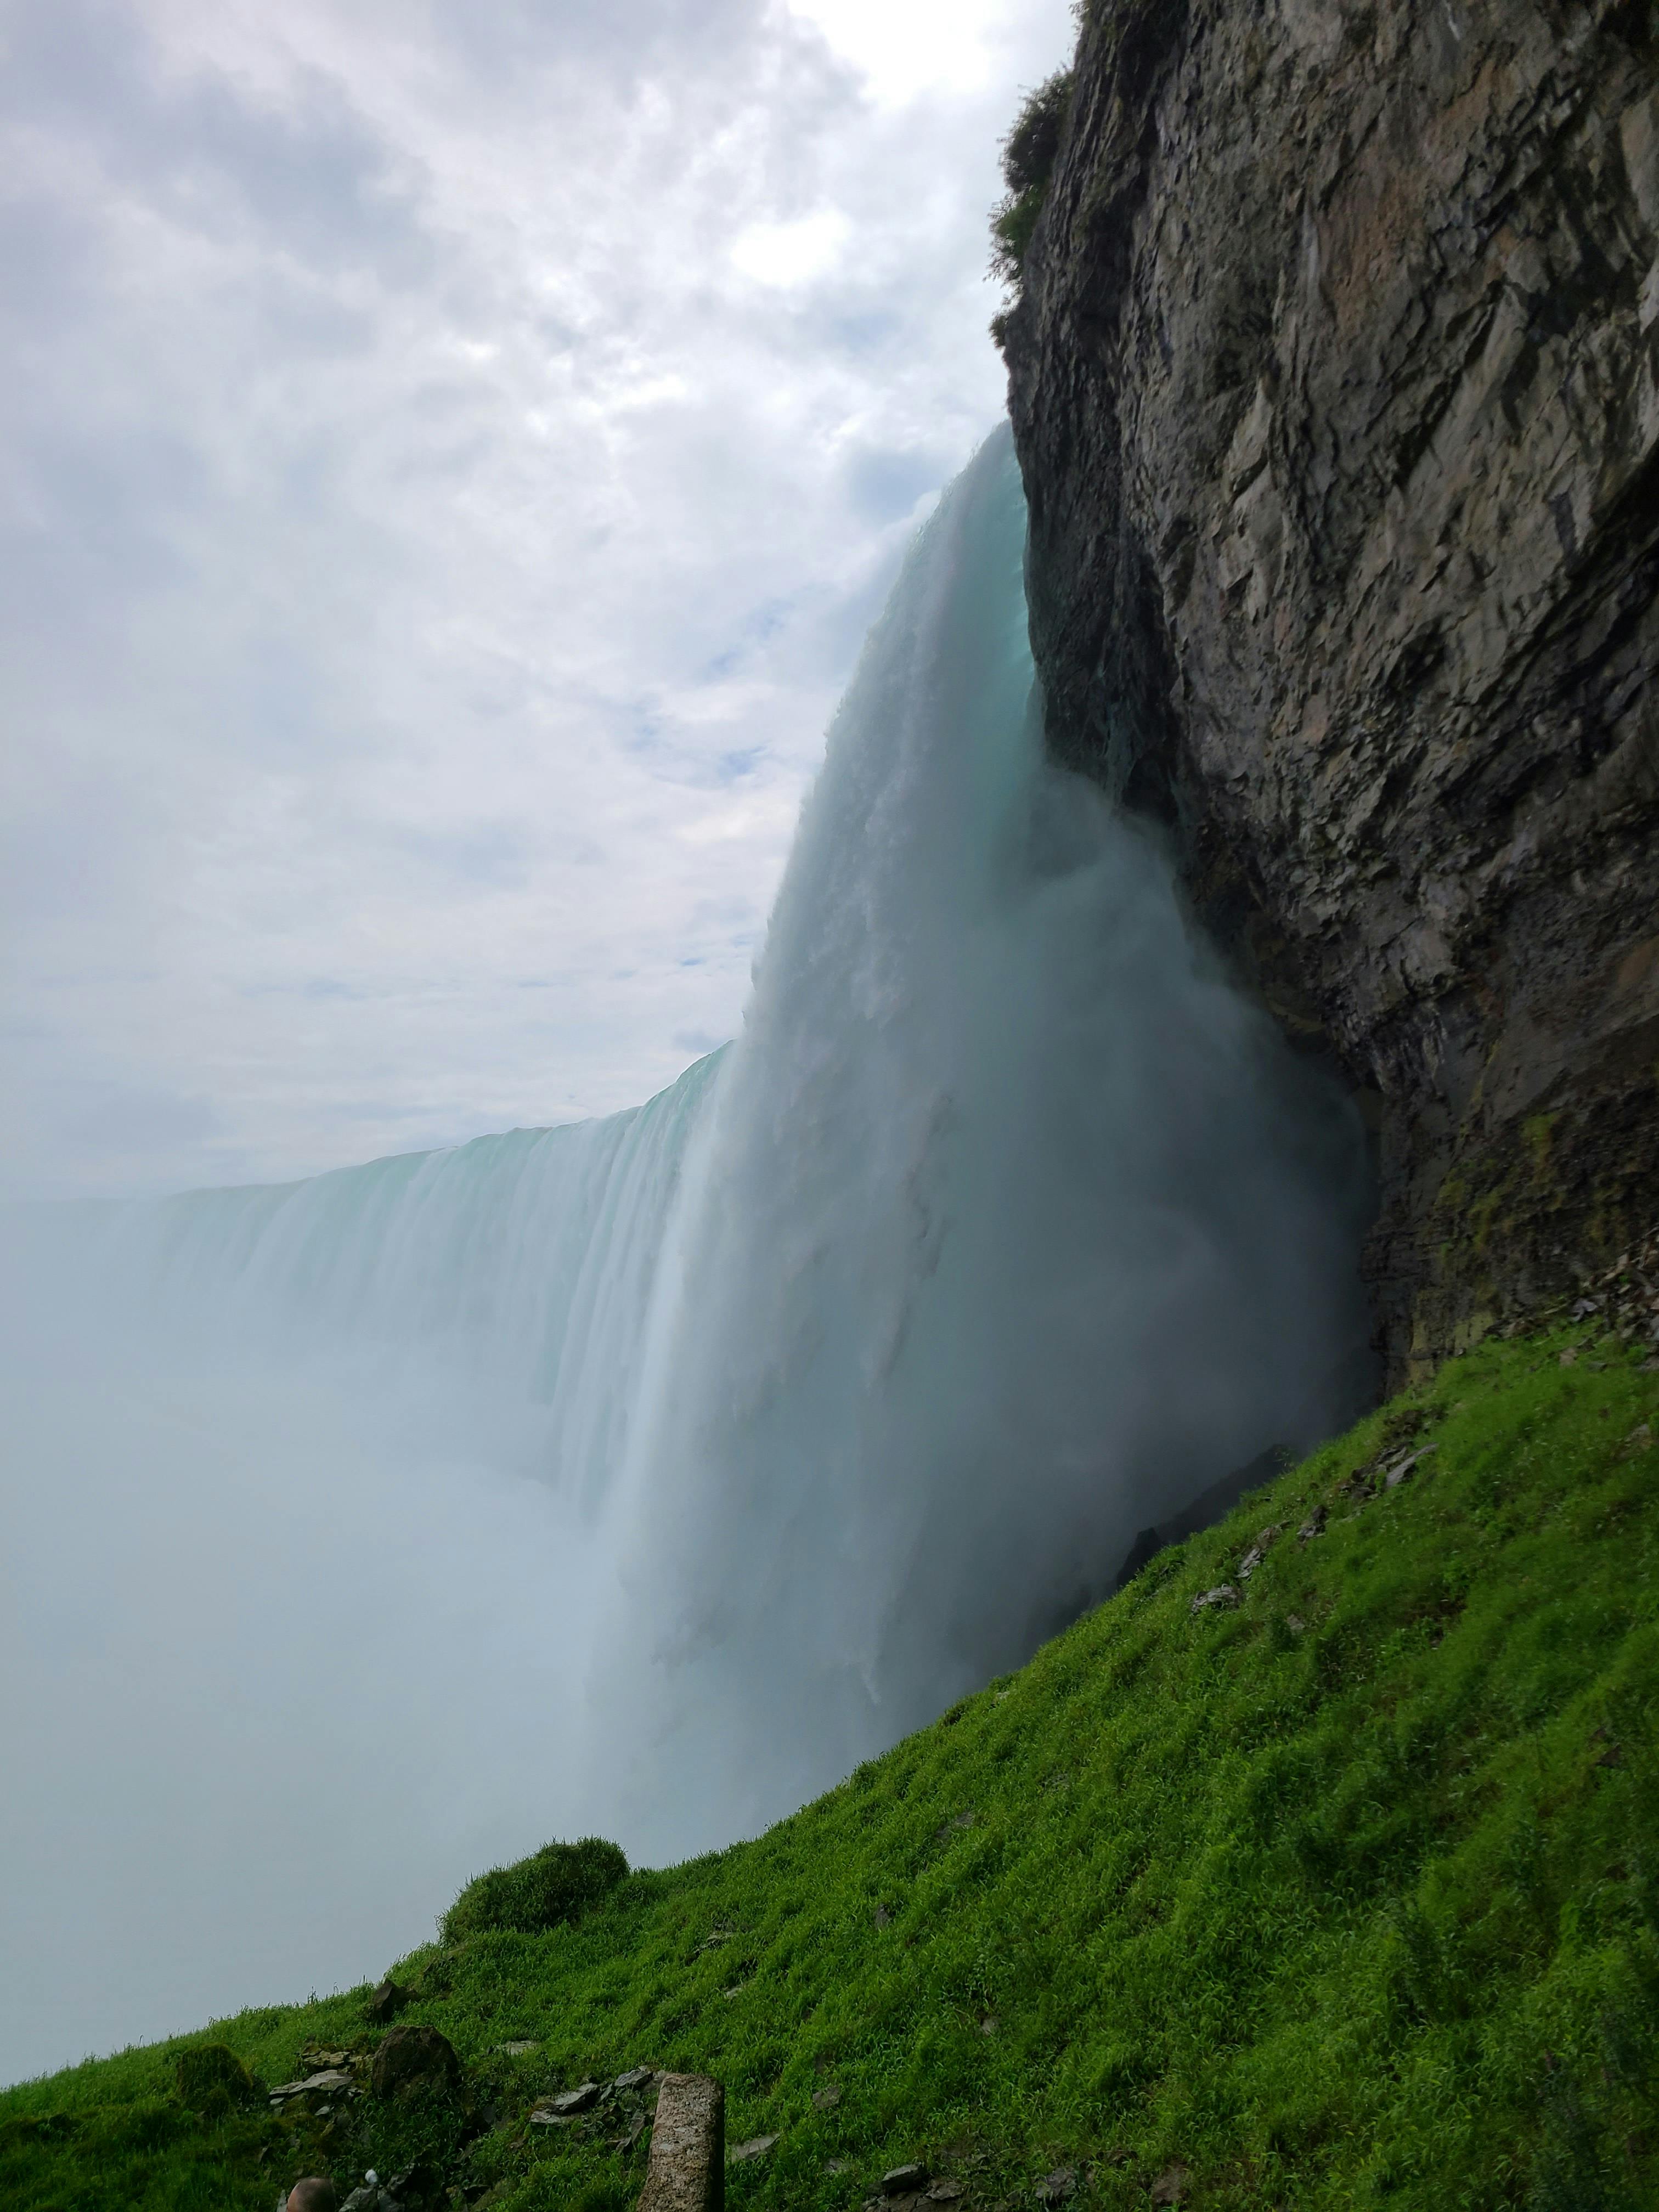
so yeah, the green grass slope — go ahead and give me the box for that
[5,1327,1658,2212]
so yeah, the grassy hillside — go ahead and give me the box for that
[5,1325,1658,2212]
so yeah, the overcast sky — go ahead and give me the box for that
[0,0,1076,1201]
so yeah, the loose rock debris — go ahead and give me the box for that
[1237,1525,1281,1579]
[1190,1583,1239,1615]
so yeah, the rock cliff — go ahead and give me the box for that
[1002,0,1659,1379]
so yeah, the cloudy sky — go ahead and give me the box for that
[1,0,1076,1202]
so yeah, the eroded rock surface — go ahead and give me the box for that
[1004,0,1659,1375]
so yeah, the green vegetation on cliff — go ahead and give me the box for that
[5,1328,1658,2211]
[990,70,1074,318]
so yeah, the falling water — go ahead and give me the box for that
[0,426,1372,2083]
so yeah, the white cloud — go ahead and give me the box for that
[0,0,1074,1201]
[730,205,850,285]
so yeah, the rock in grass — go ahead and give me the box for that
[1035,2170,1076,2203]
[551,2080,601,2114]
[637,2073,724,2212]
[729,2134,780,2162]
[369,2025,461,2102]
[269,2069,356,2108]
[1149,2166,1190,2205]
[1190,1584,1239,1615]
[527,2080,601,2123]
[882,2163,929,2193]
[366,1979,411,2025]
[1385,1443,1437,1489]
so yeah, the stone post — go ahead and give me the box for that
[636,2073,724,2212]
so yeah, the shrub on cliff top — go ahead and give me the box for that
[439,1836,627,1942]
[990,69,1075,291]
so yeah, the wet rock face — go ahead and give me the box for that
[1005,0,1659,1376]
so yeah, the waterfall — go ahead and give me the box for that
[0,426,1371,2082]
[583,427,1372,1852]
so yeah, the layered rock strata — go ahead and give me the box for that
[1003,0,1659,1376]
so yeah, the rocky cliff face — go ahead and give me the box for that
[1003,0,1659,1380]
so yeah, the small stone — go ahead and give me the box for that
[1286,1614,1305,1635]
[1149,2166,1190,2207]
[926,2186,964,2204]
[1559,1348,1578,1367]
[495,2041,539,2057]
[1297,1508,1327,1543]
[813,2083,842,2110]
[1596,1742,1625,1768]
[825,2159,853,2174]
[873,1905,893,1929]
[366,1979,411,2025]
[729,2134,780,2163]
[1190,1584,1239,1615]
[269,2068,357,2103]
[979,2014,998,2035]
[883,2165,930,2195]
[620,2112,647,2151]
[548,2080,601,2115]
[1237,1546,1264,1581]
[613,2066,655,2092]
[1626,1423,1652,1452]
[1035,2168,1076,2203]
[1385,1442,1436,1489]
